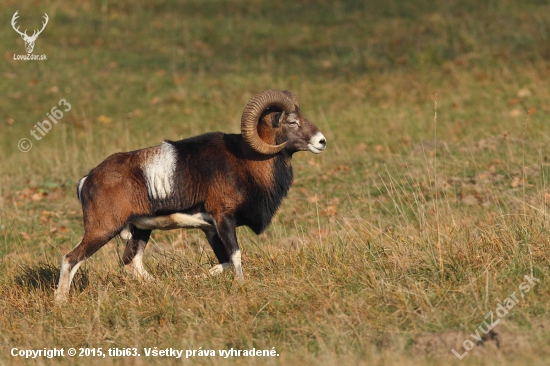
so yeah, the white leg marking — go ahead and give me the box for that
[209,262,231,276]
[231,250,243,282]
[128,241,153,281]
[119,224,132,240]
[55,253,83,303]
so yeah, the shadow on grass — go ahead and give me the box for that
[14,261,88,293]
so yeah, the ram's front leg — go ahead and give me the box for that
[214,215,243,281]
[203,230,232,276]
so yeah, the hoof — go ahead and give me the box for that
[209,263,231,276]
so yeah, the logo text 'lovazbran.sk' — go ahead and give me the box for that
[11,10,48,61]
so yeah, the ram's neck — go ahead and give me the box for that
[238,153,292,234]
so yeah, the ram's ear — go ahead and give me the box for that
[274,112,285,128]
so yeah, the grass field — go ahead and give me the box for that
[2,0,550,364]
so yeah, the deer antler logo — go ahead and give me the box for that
[11,11,49,54]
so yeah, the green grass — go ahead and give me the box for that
[2,0,550,364]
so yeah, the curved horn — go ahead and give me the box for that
[241,90,295,155]
[282,90,299,108]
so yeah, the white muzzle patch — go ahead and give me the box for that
[307,132,326,154]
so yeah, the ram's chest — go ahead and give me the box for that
[239,166,293,234]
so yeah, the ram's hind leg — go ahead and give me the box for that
[122,226,153,280]
[204,230,232,276]
[55,230,114,303]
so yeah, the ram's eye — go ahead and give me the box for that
[288,121,298,127]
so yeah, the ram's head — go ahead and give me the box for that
[241,90,326,155]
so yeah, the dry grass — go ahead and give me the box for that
[2,0,550,364]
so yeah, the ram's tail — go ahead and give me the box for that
[76,176,88,204]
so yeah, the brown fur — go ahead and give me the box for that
[55,91,326,302]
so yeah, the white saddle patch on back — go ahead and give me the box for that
[143,142,177,201]
[131,213,215,231]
